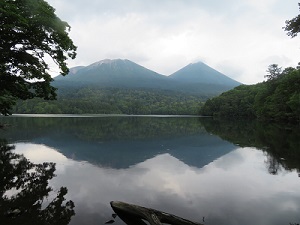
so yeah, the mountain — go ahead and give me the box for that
[54,59,241,95]
[14,59,242,114]
[169,61,241,87]
[54,59,169,89]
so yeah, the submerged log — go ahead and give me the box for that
[110,201,203,225]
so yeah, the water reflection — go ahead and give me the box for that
[1,116,300,225]
[0,116,237,168]
[201,119,300,176]
[0,139,75,225]
[12,143,300,225]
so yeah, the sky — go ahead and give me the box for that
[47,0,300,84]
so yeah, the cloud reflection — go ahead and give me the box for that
[14,143,300,225]
[14,142,68,163]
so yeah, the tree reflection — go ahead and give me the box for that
[201,118,300,176]
[0,138,75,225]
[265,154,281,175]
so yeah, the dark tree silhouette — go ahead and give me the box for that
[284,3,300,38]
[264,64,282,81]
[0,138,75,225]
[0,0,77,115]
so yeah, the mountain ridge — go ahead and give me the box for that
[169,61,241,86]
[54,59,170,89]
[54,59,241,95]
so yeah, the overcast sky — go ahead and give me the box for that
[47,0,300,84]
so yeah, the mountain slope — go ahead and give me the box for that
[169,61,241,87]
[54,59,241,96]
[54,59,169,88]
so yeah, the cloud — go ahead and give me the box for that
[47,0,300,84]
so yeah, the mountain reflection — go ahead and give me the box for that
[0,139,75,225]
[0,116,237,168]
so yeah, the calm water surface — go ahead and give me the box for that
[1,115,299,225]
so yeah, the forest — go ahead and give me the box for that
[13,87,205,115]
[200,65,300,122]
[13,64,300,119]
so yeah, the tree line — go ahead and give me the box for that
[200,64,300,122]
[13,87,205,115]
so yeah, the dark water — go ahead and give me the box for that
[1,115,300,225]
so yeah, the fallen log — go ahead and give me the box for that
[110,201,203,225]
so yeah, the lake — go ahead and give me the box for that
[1,115,300,225]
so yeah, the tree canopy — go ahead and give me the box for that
[264,64,282,81]
[13,87,204,115]
[0,0,76,115]
[284,3,300,38]
[200,65,300,122]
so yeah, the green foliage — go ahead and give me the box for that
[200,66,300,122]
[0,0,76,115]
[200,84,257,118]
[13,88,204,115]
[284,3,300,38]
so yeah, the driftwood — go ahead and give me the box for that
[110,201,203,225]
